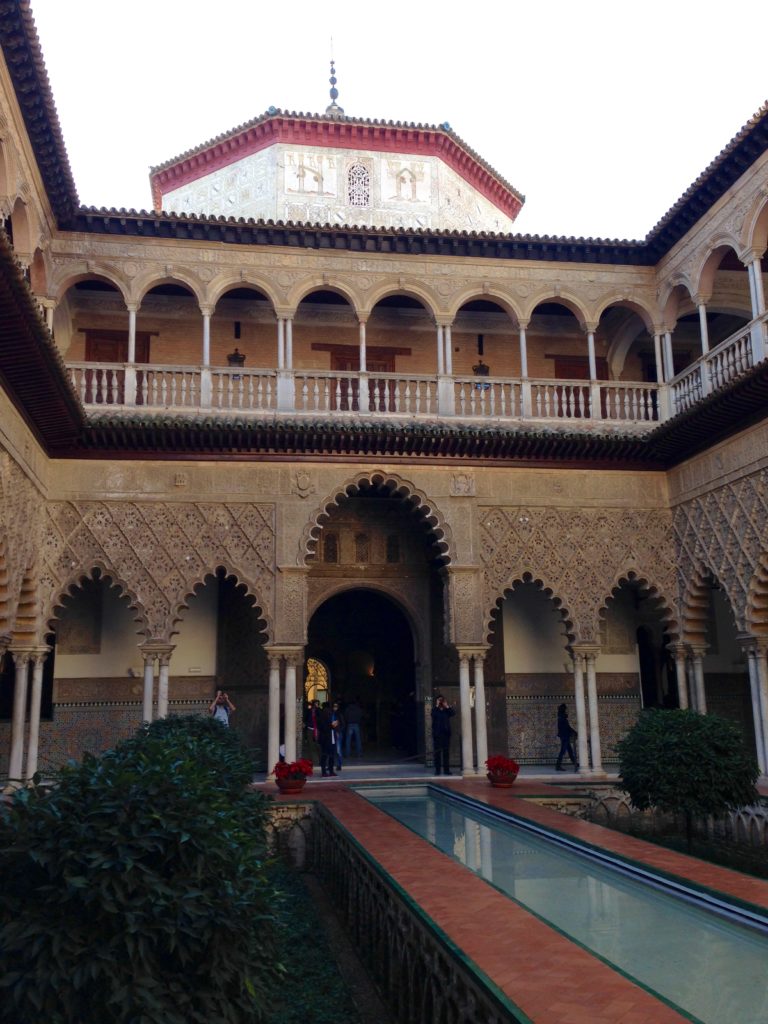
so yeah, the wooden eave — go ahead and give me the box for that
[0,229,84,450]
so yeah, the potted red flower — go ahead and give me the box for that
[485,754,520,788]
[273,758,313,794]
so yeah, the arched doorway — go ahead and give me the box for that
[306,589,418,760]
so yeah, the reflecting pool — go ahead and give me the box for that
[361,786,768,1024]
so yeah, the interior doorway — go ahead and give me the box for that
[306,589,418,760]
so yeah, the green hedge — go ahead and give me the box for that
[0,716,282,1024]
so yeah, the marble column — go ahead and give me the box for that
[444,324,453,375]
[201,309,211,366]
[25,647,50,780]
[584,649,603,774]
[586,330,597,380]
[141,649,156,722]
[689,646,707,714]
[284,653,301,763]
[753,640,768,776]
[277,317,285,369]
[669,643,689,710]
[358,318,367,373]
[285,317,294,369]
[8,650,32,781]
[156,647,175,719]
[653,332,665,383]
[436,324,445,375]
[518,322,529,378]
[698,303,710,354]
[473,653,488,775]
[267,653,282,774]
[741,639,767,775]
[458,652,474,777]
[572,652,589,772]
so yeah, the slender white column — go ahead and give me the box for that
[748,261,759,318]
[8,651,31,781]
[653,333,664,383]
[45,303,54,331]
[142,652,155,722]
[358,320,367,373]
[127,306,137,363]
[698,304,710,355]
[750,258,766,317]
[458,652,474,777]
[586,330,597,380]
[585,652,602,773]
[25,650,48,780]
[744,647,767,775]
[572,653,589,772]
[157,651,172,719]
[436,324,445,375]
[690,648,707,714]
[444,325,453,375]
[473,654,488,775]
[672,646,689,709]
[518,324,528,378]
[201,311,211,367]
[285,318,293,369]
[754,642,768,775]
[663,331,674,380]
[284,656,298,763]
[277,318,285,369]
[267,654,281,774]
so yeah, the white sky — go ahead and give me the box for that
[29,0,768,241]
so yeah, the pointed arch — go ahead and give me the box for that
[298,471,454,567]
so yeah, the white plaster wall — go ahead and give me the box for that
[502,588,570,673]
[171,582,218,675]
[163,148,278,221]
[55,584,144,678]
[162,143,516,233]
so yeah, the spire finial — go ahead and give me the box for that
[326,41,344,117]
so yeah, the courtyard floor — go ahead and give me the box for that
[255,768,768,1024]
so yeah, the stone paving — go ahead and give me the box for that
[257,766,768,1023]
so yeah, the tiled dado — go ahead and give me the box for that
[266,777,768,1023]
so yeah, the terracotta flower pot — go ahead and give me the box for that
[487,772,518,788]
[275,776,307,795]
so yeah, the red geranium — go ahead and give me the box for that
[274,758,313,781]
[485,754,520,776]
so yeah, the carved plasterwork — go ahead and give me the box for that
[40,501,275,642]
[444,567,485,644]
[480,506,677,643]
[0,449,45,636]
[275,567,308,645]
[674,468,768,640]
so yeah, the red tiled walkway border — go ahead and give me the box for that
[259,775,768,1023]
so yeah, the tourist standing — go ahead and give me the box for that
[431,694,455,775]
[331,700,344,772]
[344,699,363,757]
[209,690,235,726]
[555,703,578,771]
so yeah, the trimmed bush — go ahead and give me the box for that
[0,716,281,1024]
[616,708,759,850]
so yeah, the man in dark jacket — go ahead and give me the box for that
[317,701,337,777]
[555,703,578,772]
[431,694,455,775]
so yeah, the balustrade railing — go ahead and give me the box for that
[67,314,768,429]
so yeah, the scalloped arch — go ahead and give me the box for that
[169,565,272,642]
[746,554,768,637]
[298,471,454,566]
[46,564,150,639]
[484,572,575,644]
[680,564,741,646]
[597,569,679,638]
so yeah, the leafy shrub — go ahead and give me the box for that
[616,708,759,850]
[0,715,281,1024]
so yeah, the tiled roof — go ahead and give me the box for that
[148,107,526,207]
[0,0,79,219]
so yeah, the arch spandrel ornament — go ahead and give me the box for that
[673,470,768,642]
[297,471,455,567]
[480,505,676,644]
[41,500,276,643]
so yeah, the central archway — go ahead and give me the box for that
[306,589,418,760]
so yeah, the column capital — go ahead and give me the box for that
[582,322,598,335]
[199,305,214,318]
[139,641,175,659]
[274,307,295,320]
[571,643,600,657]
[688,643,708,658]
[739,246,766,265]
[666,640,689,657]
[268,644,304,666]
[357,313,369,325]
[455,645,489,661]
[434,316,453,328]
[125,301,139,314]
[516,318,530,331]
[737,632,768,655]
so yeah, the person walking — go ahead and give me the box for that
[431,694,455,775]
[555,703,578,772]
[209,690,235,726]
[344,699,363,757]
[317,701,337,777]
